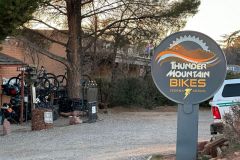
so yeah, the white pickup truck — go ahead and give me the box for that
[209,78,240,134]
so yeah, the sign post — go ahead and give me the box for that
[17,66,26,124]
[176,104,199,159]
[151,31,227,160]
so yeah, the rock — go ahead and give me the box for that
[215,134,225,140]
[216,147,223,158]
[211,136,216,142]
[223,141,229,146]
[60,111,84,117]
[202,137,227,157]
[202,155,212,159]
[220,146,228,152]
[69,116,82,125]
[3,119,11,135]
[72,110,83,116]
[234,151,240,156]
[198,141,209,151]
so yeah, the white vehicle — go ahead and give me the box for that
[209,78,240,134]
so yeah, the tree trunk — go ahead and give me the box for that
[66,0,82,98]
[67,67,81,98]
[110,38,120,82]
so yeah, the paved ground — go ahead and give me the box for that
[0,109,212,160]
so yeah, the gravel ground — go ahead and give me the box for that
[0,109,212,160]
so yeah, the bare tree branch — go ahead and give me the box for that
[23,27,67,47]
[20,37,70,68]
[31,18,68,35]
[81,0,93,6]
[83,3,125,18]
[224,30,240,46]
[44,1,67,15]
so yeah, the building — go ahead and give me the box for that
[0,52,24,81]
[0,31,151,81]
[0,52,24,105]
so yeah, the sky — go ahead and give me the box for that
[183,0,240,42]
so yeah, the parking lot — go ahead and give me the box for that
[0,109,212,160]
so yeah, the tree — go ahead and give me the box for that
[2,0,200,99]
[224,32,240,64]
[0,0,43,41]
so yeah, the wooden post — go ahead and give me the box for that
[20,70,24,124]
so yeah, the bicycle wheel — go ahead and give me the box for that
[56,75,67,87]
[35,77,51,91]
[7,77,21,86]
[46,73,56,78]
[47,76,59,91]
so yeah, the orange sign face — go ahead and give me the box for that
[156,44,219,64]
[151,31,226,104]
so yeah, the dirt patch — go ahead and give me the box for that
[149,154,175,160]
[107,105,210,114]
[108,106,177,113]
[222,147,240,160]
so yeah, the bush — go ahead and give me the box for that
[223,106,240,144]
[96,76,175,108]
[226,72,240,79]
[95,78,112,104]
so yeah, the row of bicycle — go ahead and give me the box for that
[5,66,67,95]
[1,66,67,123]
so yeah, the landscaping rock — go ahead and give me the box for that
[223,141,229,146]
[3,119,11,135]
[198,141,208,152]
[202,137,227,157]
[202,155,212,159]
[216,147,223,158]
[220,146,228,152]
[69,116,82,125]
[234,151,240,156]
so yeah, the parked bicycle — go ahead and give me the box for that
[56,71,67,87]
[56,71,92,88]
[35,89,58,120]
[6,67,50,92]
[37,66,59,92]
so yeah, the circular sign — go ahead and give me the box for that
[151,31,227,104]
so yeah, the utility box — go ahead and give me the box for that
[86,81,98,102]
[85,81,98,123]
[87,102,97,123]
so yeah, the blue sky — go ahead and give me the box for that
[183,0,240,41]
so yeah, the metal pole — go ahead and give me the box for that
[20,70,24,124]
[31,84,36,109]
[176,104,199,160]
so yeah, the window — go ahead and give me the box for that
[222,83,240,97]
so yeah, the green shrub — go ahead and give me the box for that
[226,72,240,79]
[223,106,240,144]
[96,76,175,108]
[95,78,112,103]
